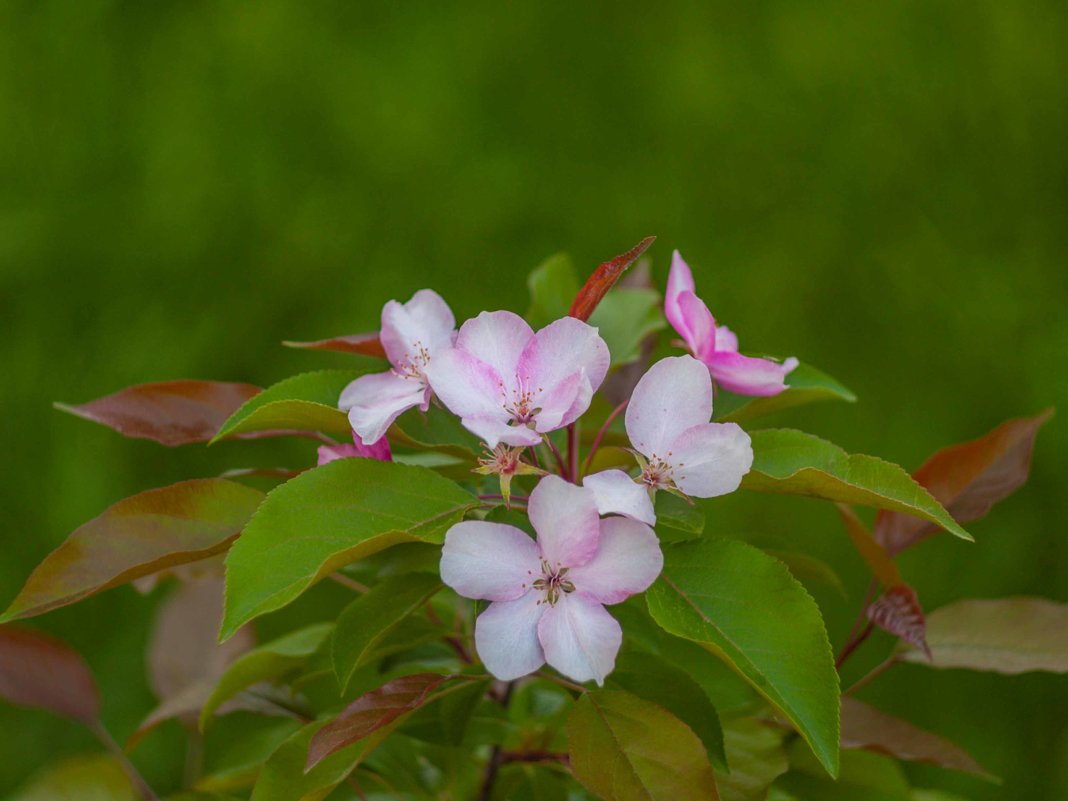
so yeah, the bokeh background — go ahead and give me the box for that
[2,1,1065,797]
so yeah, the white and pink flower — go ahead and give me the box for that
[666,250,798,396]
[426,311,609,448]
[339,290,456,444]
[625,355,754,498]
[317,431,392,465]
[439,475,662,685]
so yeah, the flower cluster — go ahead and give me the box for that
[335,251,794,685]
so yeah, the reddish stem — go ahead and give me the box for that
[835,620,875,669]
[567,423,579,483]
[543,435,568,479]
[581,399,628,477]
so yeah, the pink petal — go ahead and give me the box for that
[664,250,697,338]
[440,521,542,601]
[625,356,713,458]
[317,433,392,465]
[668,421,754,498]
[676,291,717,362]
[461,415,542,448]
[426,347,510,427]
[518,318,610,411]
[714,325,739,353]
[528,476,602,569]
[380,289,456,371]
[340,371,427,444]
[707,351,798,397]
[567,517,663,605]
[532,370,590,433]
[454,310,534,393]
[583,470,656,526]
[474,592,547,681]
[537,593,622,685]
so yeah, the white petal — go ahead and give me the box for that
[519,317,610,407]
[532,370,591,433]
[528,475,601,569]
[380,289,456,370]
[669,421,754,498]
[625,356,713,457]
[461,415,542,449]
[583,470,656,526]
[440,521,542,601]
[454,310,533,394]
[567,517,663,604]
[425,347,508,422]
[341,371,427,443]
[474,592,547,681]
[537,593,622,685]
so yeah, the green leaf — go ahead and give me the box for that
[389,404,481,459]
[654,491,705,540]
[741,429,972,543]
[894,597,1068,673]
[2,479,264,622]
[195,718,303,792]
[8,754,138,801]
[250,719,386,801]
[762,550,846,598]
[588,287,666,367]
[718,363,855,424]
[333,573,443,692]
[567,689,720,800]
[607,651,727,771]
[399,677,491,745]
[646,536,840,777]
[526,253,579,329]
[774,750,911,801]
[200,623,333,730]
[211,370,366,443]
[717,718,789,801]
[221,459,475,639]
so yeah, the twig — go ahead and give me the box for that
[500,750,569,765]
[835,620,874,669]
[581,399,628,477]
[844,657,899,696]
[543,435,568,479]
[328,572,369,593]
[90,721,160,801]
[479,682,515,801]
[836,578,877,667]
[567,423,579,483]
[536,670,586,694]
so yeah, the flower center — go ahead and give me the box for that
[530,559,575,606]
[395,341,432,380]
[501,374,543,425]
[641,454,675,488]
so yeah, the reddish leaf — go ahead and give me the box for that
[841,697,992,778]
[283,332,387,359]
[867,585,930,658]
[306,673,449,770]
[1,479,264,622]
[568,236,656,321]
[835,505,902,589]
[0,626,100,724]
[875,410,1053,555]
[55,380,264,446]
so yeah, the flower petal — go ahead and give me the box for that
[340,371,427,444]
[583,470,656,526]
[714,325,739,353]
[425,347,508,423]
[625,356,713,458]
[440,521,542,601]
[518,317,610,407]
[317,433,392,465]
[462,415,542,449]
[567,517,663,605]
[379,289,456,370]
[707,351,798,397]
[669,421,754,498]
[675,291,717,362]
[533,370,591,433]
[664,250,697,338]
[528,475,601,568]
[454,310,533,392]
[537,593,622,685]
[475,592,547,681]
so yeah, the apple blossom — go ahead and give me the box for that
[426,311,609,448]
[439,475,662,685]
[666,250,798,396]
[625,355,754,498]
[583,469,656,525]
[317,431,392,465]
[338,290,456,444]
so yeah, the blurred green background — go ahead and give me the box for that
[1,0,1065,797]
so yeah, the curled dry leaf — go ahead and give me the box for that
[568,236,656,322]
[282,332,387,358]
[1,479,264,622]
[0,626,100,724]
[840,697,992,779]
[875,409,1053,555]
[306,673,450,770]
[55,380,263,446]
[868,585,931,659]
